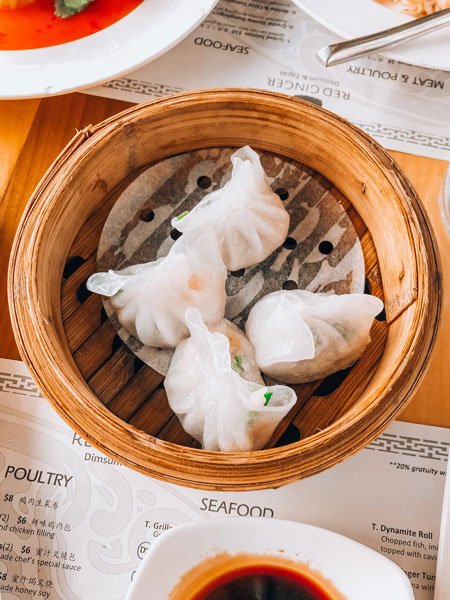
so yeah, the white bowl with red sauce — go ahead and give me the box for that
[0,0,218,99]
[126,517,414,600]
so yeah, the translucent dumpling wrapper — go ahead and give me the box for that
[86,230,227,349]
[170,146,290,271]
[165,308,297,452]
[208,319,264,385]
[246,290,384,384]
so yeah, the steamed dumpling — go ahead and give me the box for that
[208,319,264,385]
[171,146,290,271]
[246,290,384,384]
[165,308,296,452]
[87,230,227,349]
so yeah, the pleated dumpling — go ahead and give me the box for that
[171,146,290,271]
[87,230,227,349]
[165,308,297,452]
[246,290,384,384]
[207,318,264,386]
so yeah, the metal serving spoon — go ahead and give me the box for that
[317,8,450,67]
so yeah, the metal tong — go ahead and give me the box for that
[317,8,450,67]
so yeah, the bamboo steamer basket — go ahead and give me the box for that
[8,89,441,491]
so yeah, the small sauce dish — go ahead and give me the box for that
[126,517,414,599]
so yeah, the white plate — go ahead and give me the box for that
[126,517,414,600]
[0,0,218,99]
[293,0,450,71]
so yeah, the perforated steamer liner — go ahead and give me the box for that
[97,147,366,375]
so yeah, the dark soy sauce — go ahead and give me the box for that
[193,564,332,600]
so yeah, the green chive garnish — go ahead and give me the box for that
[232,355,243,372]
[263,391,273,406]
[176,210,189,221]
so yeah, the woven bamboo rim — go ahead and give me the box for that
[8,89,441,490]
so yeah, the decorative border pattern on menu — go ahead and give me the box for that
[0,372,42,398]
[102,77,183,98]
[368,432,449,462]
[353,121,450,152]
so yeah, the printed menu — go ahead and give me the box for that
[87,0,450,161]
[0,357,447,599]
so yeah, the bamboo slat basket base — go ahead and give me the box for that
[9,90,441,491]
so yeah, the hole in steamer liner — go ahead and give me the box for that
[197,175,212,189]
[170,229,183,241]
[275,187,289,201]
[283,237,297,250]
[230,268,245,277]
[139,208,155,222]
[282,280,298,290]
[318,241,333,255]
